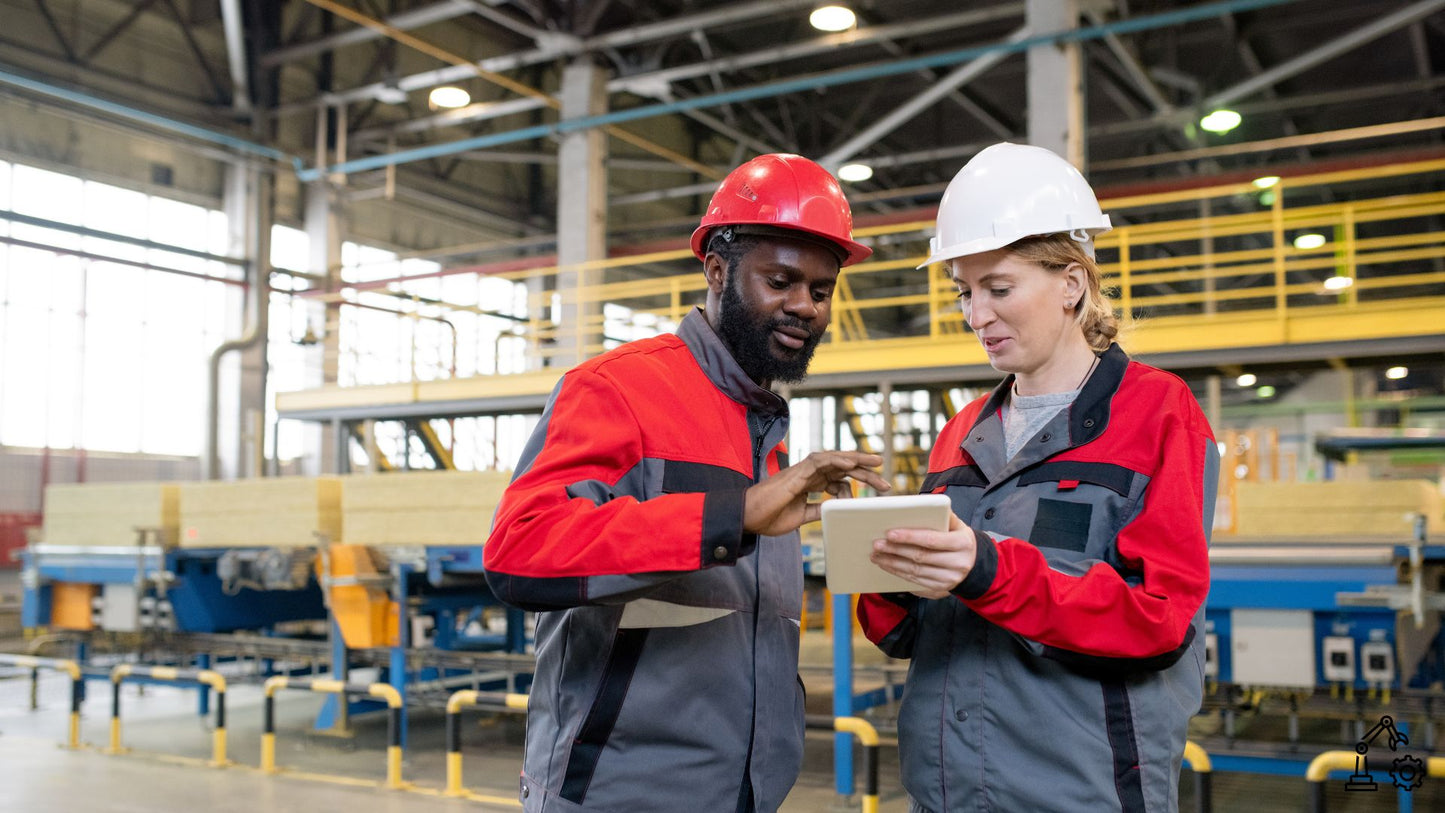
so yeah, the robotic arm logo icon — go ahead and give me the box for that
[1345,715,1426,793]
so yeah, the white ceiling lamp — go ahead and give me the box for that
[837,162,873,183]
[429,86,471,110]
[1256,385,1276,398]
[1235,373,1257,387]
[1199,109,1241,134]
[1322,275,1354,291]
[1251,176,1280,189]
[1293,233,1327,250]
[1385,366,1409,380]
[810,5,857,32]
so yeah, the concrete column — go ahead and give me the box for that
[552,58,608,368]
[307,180,346,473]
[1026,0,1085,167]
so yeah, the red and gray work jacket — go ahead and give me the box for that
[859,344,1217,813]
[485,308,805,813]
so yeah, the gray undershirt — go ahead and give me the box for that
[1002,387,1080,460]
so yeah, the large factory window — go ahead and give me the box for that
[0,159,232,456]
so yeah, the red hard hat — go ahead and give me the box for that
[690,154,872,267]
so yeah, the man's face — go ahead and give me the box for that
[712,238,840,384]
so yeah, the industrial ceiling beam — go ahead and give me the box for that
[263,0,479,68]
[818,26,1031,168]
[1203,0,1445,108]
[301,0,1305,181]
[308,0,817,109]
[348,4,1026,139]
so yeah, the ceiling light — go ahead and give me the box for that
[1256,385,1276,398]
[1385,366,1408,380]
[837,162,873,183]
[428,86,471,109]
[1235,373,1257,387]
[1293,233,1327,250]
[1199,109,1241,134]
[810,5,856,32]
[1251,176,1280,189]
[1322,275,1353,291]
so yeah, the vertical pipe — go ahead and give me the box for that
[196,653,211,717]
[391,563,410,749]
[832,592,854,797]
[29,667,38,710]
[1195,771,1212,813]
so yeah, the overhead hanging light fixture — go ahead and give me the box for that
[837,162,873,182]
[1385,366,1408,380]
[810,5,856,32]
[1199,109,1242,134]
[1235,373,1257,387]
[429,86,471,109]
[1322,275,1354,291]
[1251,176,1280,189]
[1293,233,1327,250]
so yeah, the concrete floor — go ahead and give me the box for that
[2,629,1443,812]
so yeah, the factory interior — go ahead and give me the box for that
[2,0,1445,810]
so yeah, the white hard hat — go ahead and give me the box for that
[921,142,1112,267]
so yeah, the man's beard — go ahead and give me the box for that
[716,270,823,384]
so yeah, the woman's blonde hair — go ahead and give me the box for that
[1005,233,1119,352]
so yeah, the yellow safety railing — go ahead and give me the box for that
[261,676,406,789]
[108,664,228,766]
[0,654,83,749]
[444,689,529,800]
[317,157,1445,391]
[807,715,881,813]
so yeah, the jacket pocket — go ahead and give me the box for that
[1029,498,1093,553]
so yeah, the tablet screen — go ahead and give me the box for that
[819,494,951,594]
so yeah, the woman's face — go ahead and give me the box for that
[948,248,1084,378]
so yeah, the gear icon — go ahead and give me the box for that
[1390,754,1425,791]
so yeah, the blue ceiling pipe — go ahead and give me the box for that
[297,0,1305,182]
[0,65,302,172]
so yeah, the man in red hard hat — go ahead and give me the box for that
[486,154,887,812]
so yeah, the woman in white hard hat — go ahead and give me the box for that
[857,142,1217,812]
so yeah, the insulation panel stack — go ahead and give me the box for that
[341,470,511,546]
[1234,480,1443,537]
[42,482,179,546]
[179,477,341,548]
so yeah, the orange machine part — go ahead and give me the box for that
[50,582,98,630]
[328,544,399,648]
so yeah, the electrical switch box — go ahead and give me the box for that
[1203,632,1219,679]
[1322,636,1355,682]
[1230,609,1315,687]
[1360,641,1395,684]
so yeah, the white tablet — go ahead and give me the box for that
[820,494,952,594]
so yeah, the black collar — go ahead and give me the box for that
[970,343,1128,446]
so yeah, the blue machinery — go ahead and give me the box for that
[20,538,526,744]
